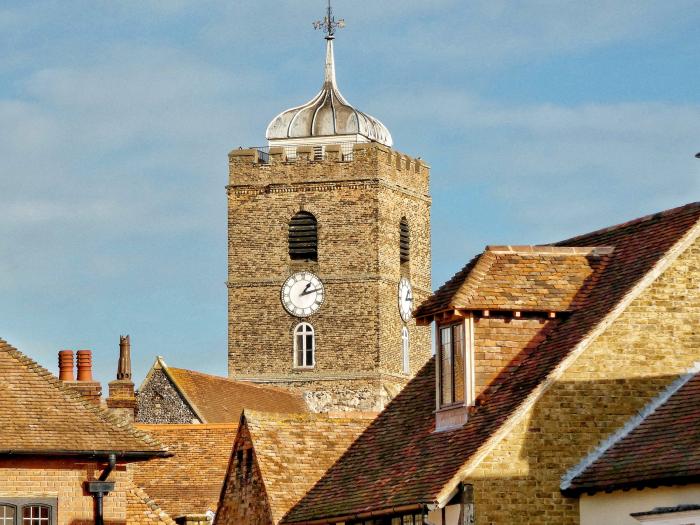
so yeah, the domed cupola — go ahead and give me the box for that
[266,6,393,148]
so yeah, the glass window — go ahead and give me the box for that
[0,506,15,525]
[22,506,49,525]
[439,322,465,407]
[294,323,315,368]
[402,327,410,374]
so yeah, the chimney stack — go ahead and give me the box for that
[107,335,137,422]
[60,349,102,405]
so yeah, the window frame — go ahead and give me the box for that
[436,316,475,410]
[402,326,410,375]
[293,322,316,369]
[0,499,57,525]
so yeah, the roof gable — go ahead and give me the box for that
[236,411,371,524]
[139,358,309,424]
[0,339,167,457]
[283,202,700,523]
[563,364,700,495]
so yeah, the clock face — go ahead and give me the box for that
[398,278,413,322]
[281,271,325,317]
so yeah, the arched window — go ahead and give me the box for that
[294,323,315,368]
[289,211,318,261]
[400,217,410,264]
[0,505,16,525]
[402,327,410,375]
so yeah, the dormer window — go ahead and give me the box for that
[435,316,474,431]
[439,323,465,407]
[289,211,318,262]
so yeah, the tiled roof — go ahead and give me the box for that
[131,424,237,518]
[166,366,309,423]
[283,202,700,523]
[564,369,700,494]
[245,411,372,525]
[414,246,612,318]
[127,483,177,525]
[0,338,167,457]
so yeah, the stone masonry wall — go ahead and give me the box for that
[227,143,432,411]
[0,458,129,525]
[136,369,200,424]
[214,425,273,525]
[467,235,700,524]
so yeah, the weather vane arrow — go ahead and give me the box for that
[313,0,345,39]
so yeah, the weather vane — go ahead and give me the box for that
[313,0,345,39]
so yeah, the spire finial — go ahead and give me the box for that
[313,0,345,40]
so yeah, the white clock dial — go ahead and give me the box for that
[398,278,413,322]
[281,271,325,317]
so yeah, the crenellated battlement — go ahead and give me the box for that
[228,142,430,196]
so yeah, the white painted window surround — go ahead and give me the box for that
[293,322,315,368]
[402,327,410,375]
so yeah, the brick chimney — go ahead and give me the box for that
[107,335,137,422]
[60,349,103,405]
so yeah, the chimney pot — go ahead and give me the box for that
[76,350,93,382]
[117,335,132,380]
[58,350,74,381]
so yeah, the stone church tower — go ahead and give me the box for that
[227,10,432,412]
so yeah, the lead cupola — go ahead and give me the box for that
[265,4,393,148]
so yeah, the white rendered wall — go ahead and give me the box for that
[580,485,700,525]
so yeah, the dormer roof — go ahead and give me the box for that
[415,245,614,320]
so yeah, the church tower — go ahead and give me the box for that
[227,4,432,412]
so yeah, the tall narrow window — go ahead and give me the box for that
[400,217,410,264]
[402,327,410,375]
[294,323,315,368]
[289,212,318,261]
[439,322,465,407]
[0,506,15,525]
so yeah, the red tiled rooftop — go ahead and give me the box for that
[283,202,700,523]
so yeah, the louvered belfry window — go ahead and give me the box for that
[289,211,318,261]
[400,217,410,264]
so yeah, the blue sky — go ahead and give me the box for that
[1,1,699,386]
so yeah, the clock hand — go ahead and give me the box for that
[301,282,312,295]
[300,287,318,296]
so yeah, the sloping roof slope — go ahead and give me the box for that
[0,338,167,457]
[246,411,372,524]
[166,366,309,423]
[564,368,700,494]
[415,246,612,318]
[126,483,177,525]
[283,202,700,523]
[131,424,237,518]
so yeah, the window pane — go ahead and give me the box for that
[453,323,465,403]
[22,506,49,525]
[306,349,313,366]
[0,506,15,525]
[440,327,453,405]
